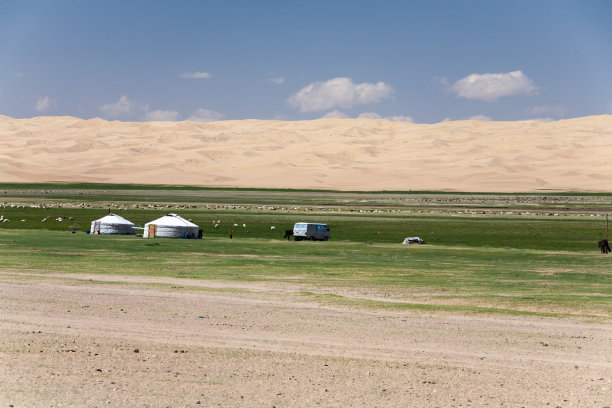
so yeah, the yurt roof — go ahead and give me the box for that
[93,213,135,225]
[147,213,198,228]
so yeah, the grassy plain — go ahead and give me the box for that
[0,183,610,318]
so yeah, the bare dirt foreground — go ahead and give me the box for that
[1,273,610,408]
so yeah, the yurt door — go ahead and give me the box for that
[148,224,157,238]
[93,221,101,234]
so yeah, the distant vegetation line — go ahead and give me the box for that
[1,182,611,196]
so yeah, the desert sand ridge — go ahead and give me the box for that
[1,115,611,192]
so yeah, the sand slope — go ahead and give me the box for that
[1,115,611,192]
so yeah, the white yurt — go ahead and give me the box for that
[90,213,135,235]
[143,213,199,239]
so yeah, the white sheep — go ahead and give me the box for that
[270,226,276,230]
[234,223,239,227]
[242,224,246,228]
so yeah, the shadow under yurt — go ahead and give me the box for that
[90,213,135,235]
[143,213,200,239]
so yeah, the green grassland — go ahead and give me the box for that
[0,183,610,318]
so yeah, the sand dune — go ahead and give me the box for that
[1,115,611,192]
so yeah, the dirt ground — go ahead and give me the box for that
[0,273,610,407]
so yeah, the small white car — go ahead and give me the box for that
[293,222,331,241]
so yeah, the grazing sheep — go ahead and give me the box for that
[234,223,239,227]
[214,224,219,229]
[270,226,276,230]
[243,224,246,228]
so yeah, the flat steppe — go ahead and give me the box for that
[2,115,612,192]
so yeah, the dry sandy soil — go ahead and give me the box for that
[2,115,612,192]
[1,272,610,407]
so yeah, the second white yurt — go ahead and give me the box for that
[90,213,135,235]
[143,213,199,239]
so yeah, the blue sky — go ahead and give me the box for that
[1,0,611,123]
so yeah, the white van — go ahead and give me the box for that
[293,222,331,241]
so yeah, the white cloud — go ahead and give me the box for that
[440,115,492,122]
[144,110,180,121]
[180,72,211,79]
[322,110,348,119]
[357,112,413,122]
[529,117,556,122]
[269,76,285,84]
[468,115,492,121]
[35,96,51,113]
[527,105,566,117]
[451,70,537,102]
[433,76,449,88]
[99,95,148,117]
[187,108,224,122]
[438,116,490,123]
[386,115,413,122]
[288,77,395,112]
[357,112,382,119]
